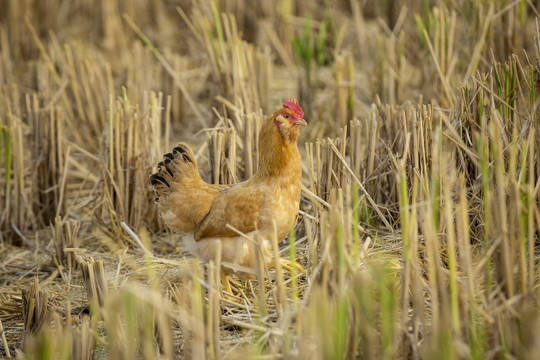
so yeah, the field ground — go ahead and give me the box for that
[1,0,540,359]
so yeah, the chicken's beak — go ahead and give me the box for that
[294,118,307,126]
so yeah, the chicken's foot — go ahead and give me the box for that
[222,274,233,295]
[221,274,251,305]
[279,258,305,274]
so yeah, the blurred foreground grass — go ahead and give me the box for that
[1,0,540,358]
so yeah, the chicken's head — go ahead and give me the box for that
[274,98,307,142]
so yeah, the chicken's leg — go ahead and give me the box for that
[221,274,233,295]
[221,274,251,305]
[279,258,305,274]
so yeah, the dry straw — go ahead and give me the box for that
[1,0,540,359]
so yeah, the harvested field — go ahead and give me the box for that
[1,0,540,358]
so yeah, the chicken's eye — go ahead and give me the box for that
[284,114,290,119]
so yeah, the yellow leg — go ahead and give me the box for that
[221,274,252,305]
[279,258,305,273]
[221,274,233,295]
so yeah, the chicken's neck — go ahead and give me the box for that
[254,123,302,182]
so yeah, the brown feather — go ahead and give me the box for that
[194,186,264,240]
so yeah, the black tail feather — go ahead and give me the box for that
[150,173,170,188]
[158,161,174,177]
[150,142,197,202]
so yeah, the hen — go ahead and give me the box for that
[151,99,306,283]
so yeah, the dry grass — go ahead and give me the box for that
[1,0,540,358]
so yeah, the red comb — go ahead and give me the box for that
[283,98,304,119]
